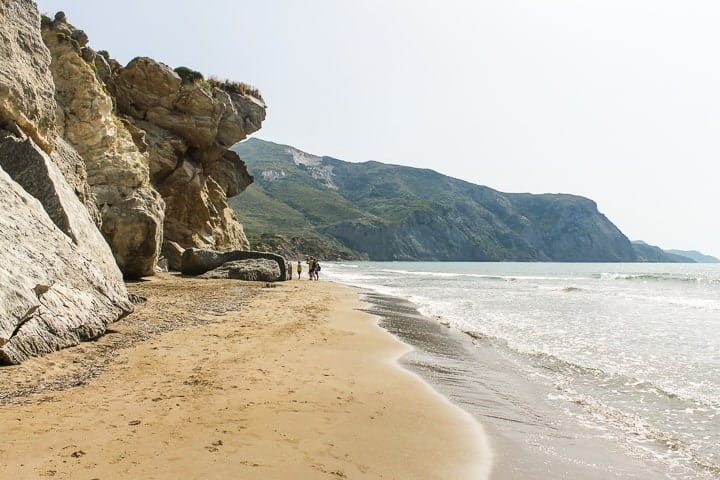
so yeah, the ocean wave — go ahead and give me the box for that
[375,268,460,277]
[542,352,718,407]
[464,274,515,281]
[556,388,720,479]
[458,329,720,410]
[618,293,720,310]
[599,272,720,284]
[463,329,494,342]
[374,269,520,282]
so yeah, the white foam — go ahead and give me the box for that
[325,261,720,478]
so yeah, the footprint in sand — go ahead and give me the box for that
[206,439,223,452]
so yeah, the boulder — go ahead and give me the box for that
[99,188,166,278]
[181,248,289,282]
[0,138,132,364]
[162,240,185,271]
[200,259,281,282]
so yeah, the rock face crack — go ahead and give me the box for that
[9,304,40,341]
[9,283,50,341]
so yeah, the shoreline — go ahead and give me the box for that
[358,290,684,480]
[0,274,492,479]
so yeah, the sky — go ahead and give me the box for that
[35,0,720,256]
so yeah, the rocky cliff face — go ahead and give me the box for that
[0,0,56,153]
[326,192,636,262]
[0,2,265,362]
[0,133,133,364]
[41,14,165,278]
[513,194,636,262]
[108,57,264,260]
[0,0,131,363]
[38,12,265,276]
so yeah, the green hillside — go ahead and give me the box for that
[230,138,638,262]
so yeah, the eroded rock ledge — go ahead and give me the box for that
[40,11,266,278]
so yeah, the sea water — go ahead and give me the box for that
[322,262,720,479]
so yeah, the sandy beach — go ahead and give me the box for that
[0,274,491,479]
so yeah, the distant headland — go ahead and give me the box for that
[231,138,716,264]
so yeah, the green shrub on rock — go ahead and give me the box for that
[174,66,204,84]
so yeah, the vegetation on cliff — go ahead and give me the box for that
[173,67,264,102]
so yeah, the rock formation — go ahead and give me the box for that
[0,132,133,364]
[181,248,290,282]
[108,58,264,258]
[0,1,133,363]
[200,259,282,282]
[0,1,271,363]
[41,14,165,278]
[36,12,266,277]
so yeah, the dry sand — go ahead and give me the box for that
[0,273,492,479]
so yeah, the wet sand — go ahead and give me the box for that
[363,293,674,480]
[0,274,491,479]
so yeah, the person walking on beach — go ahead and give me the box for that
[313,261,321,281]
[297,260,302,280]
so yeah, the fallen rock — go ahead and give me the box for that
[200,259,281,282]
[181,248,289,281]
[162,240,185,271]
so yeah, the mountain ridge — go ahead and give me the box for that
[666,249,719,263]
[232,138,641,262]
[631,241,695,263]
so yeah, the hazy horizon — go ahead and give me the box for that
[34,0,720,257]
